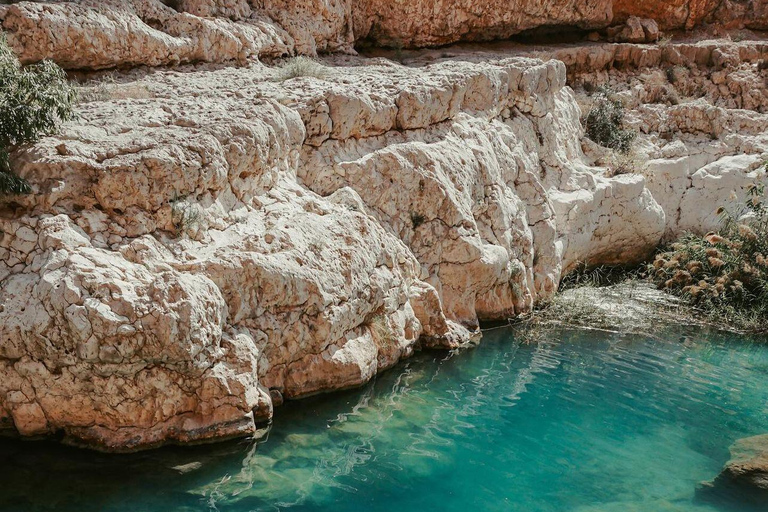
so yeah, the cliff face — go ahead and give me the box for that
[614,0,768,31]
[0,0,767,450]
[3,0,768,65]
[351,0,613,48]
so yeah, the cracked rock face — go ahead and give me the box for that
[1,2,768,451]
[4,0,768,70]
[615,0,768,31]
[2,61,483,450]
[0,0,292,69]
[350,0,613,48]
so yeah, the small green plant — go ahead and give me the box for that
[170,196,203,238]
[665,66,678,84]
[559,262,642,292]
[273,57,327,82]
[657,34,674,48]
[608,148,645,177]
[369,313,391,341]
[410,212,426,229]
[368,312,401,365]
[584,89,636,154]
[650,183,768,332]
[0,36,76,195]
[510,287,617,345]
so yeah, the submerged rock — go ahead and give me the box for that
[714,434,768,491]
[698,434,768,509]
[171,461,203,474]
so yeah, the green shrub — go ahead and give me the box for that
[650,183,768,332]
[170,195,204,238]
[665,66,678,84]
[0,36,76,195]
[410,211,426,229]
[584,90,636,154]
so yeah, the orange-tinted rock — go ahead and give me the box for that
[614,0,768,30]
[4,0,768,70]
[351,0,613,48]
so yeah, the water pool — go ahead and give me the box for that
[1,326,767,511]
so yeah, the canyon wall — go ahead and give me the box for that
[0,0,767,450]
[3,0,768,67]
[613,0,768,31]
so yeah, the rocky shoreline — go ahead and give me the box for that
[0,0,767,451]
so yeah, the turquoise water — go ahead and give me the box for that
[1,326,768,511]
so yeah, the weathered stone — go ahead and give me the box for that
[700,434,768,501]
[0,0,291,70]
[176,0,252,20]
[720,434,768,490]
[5,1,768,70]
[614,0,768,30]
[351,0,613,48]
[1,4,768,451]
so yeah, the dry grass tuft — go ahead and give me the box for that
[273,57,327,82]
[78,75,154,103]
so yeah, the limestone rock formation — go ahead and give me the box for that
[257,0,355,55]
[1,1,768,451]
[614,0,768,31]
[4,0,768,70]
[0,0,291,69]
[2,58,494,450]
[720,434,768,490]
[701,434,768,498]
[351,0,613,48]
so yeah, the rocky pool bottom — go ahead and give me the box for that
[1,325,767,512]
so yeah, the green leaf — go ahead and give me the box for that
[0,35,75,196]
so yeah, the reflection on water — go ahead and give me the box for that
[1,327,767,512]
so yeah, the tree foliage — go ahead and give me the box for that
[0,35,76,195]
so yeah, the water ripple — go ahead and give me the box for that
[2,327,768,512]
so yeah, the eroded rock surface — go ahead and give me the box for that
[720,434,768,490]
[1,2,768,451]
[351,0,613,48]
[701,434,768,499]
[0,0,291,69]
[4,0,768,70]
[614,0,768,31]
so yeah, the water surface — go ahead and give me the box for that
[1,326,767,511]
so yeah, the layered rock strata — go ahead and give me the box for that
[0,1,767,451]
[3,0,768,69]
[613,0,768,31]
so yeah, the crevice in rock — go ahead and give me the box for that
[508,25,595,45]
